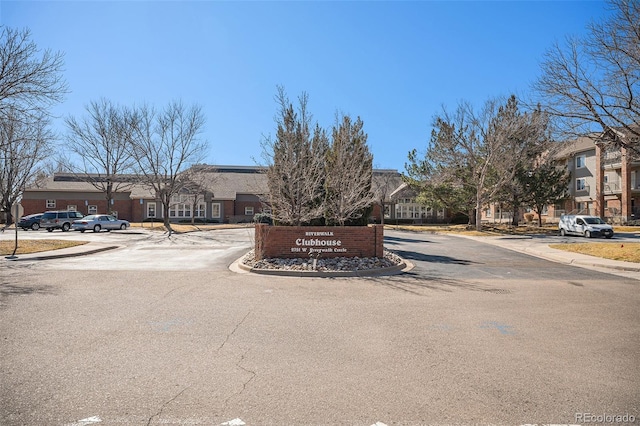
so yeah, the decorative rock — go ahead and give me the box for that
[241,250,404,272]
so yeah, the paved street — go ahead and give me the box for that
[1,229,638,425]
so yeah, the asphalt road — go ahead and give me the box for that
[1,229,638,426]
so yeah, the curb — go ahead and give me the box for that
[5,245,121,261]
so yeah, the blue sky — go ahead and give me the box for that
[1,1,609,171]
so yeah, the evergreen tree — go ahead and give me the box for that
[324,115,374,226]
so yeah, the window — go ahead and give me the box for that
[485,208,492,218]
[147,202,156,218]
[169,194,191,218]
[67,205,77,211]
[576,155,586,169]
[576,178,587,191]
[211,203,221,219]
[88,205,97,215]
[195,202,206,218]
[46,200,56,208]
[245,206,254,216]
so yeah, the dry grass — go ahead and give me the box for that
[549,242,640,263]
[384,223,559,236]
[129,222,253,233]
[0,239,87,256]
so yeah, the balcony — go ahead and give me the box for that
[604,179,621,194]
[603,150,622,168]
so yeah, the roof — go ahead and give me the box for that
[188,167,268,199]
[24,165,404,201]
[554,135,596,159]
[25,174,156,199]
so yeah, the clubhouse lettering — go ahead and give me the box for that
[290,231,347,254]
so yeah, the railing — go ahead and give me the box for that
[575,184,590,194]
[604,180,621,193]
[603,150,622,166]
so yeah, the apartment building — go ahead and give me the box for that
[481,132,639,225]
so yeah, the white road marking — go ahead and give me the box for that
[70,416,102,425]
[221,418,246,426]
[371,422,388,426]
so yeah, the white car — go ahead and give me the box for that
[558,215,614,238]
[71,214,130,233]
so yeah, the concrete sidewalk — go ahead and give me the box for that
[456,234,640,273]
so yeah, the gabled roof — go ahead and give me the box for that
[554,135,596,159]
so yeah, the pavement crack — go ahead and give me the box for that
[146,386,189,426]
[218,310,251,351]
[223,350,257,408]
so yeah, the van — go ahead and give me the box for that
[40,210,85,232]
[558,215,614,239]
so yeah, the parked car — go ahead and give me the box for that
[71,214,130,233]
[18,213,44,230]
[40,210,85,232]
[558,214,614,238]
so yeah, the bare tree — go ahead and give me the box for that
[324,114,374,226]
[407,96,550,231]
[262,87,327,226]
[372,169,402,225]
[0,26,68,128]
[0,109,53,224]
[127,101,208,233]
[64,98,136,214]
[534,0,639,156]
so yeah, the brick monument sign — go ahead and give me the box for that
[254,224,384,260]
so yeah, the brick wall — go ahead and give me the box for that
[21,199,135,221]
[255,224,384,260]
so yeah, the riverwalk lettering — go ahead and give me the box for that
[305,231,334,236]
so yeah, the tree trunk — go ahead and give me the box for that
[163,198,172,235]
[537,208,543,227]
[511,205,519,226]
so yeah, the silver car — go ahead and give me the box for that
[71,214,130,233]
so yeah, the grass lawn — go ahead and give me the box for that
[129,222,253,233]
[384,223,560,236]
[0,239,87,256]
[549,242,640,263]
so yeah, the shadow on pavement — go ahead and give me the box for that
[364,272,508,295]
[384,235,433,245]
[392,249,476,265]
